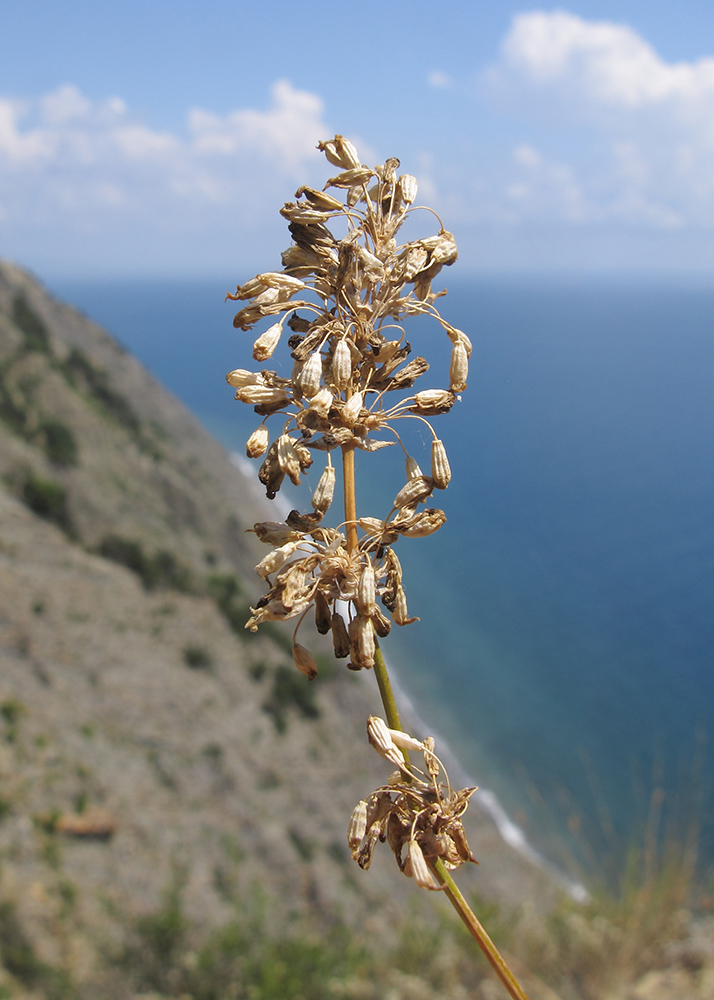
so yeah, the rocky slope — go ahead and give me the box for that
[0,260,562,998]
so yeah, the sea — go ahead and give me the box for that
[54,274,714,882]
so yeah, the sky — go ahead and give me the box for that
[3,1,714,280]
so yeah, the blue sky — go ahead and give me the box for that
[3,1,714,279]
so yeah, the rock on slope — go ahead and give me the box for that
[0,260,546,996]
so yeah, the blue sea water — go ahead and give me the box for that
[55,275,714,875]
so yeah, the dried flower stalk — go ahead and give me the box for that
[227,135,530,1000]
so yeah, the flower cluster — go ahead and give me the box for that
[348,717,478,890]
[227,135,470,674]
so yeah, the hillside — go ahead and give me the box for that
[0,260,555,998]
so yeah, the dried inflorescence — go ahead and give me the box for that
[348,717,478,890]
[227,134,470,674]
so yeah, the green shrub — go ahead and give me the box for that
[39,417,78,466]
[262,664,320,733]
[97,535,193,592]
[60,347,141,435]
[207,572,253,638]
[12,293,51,354]
[21,471,74,536]
[183,645,213,670]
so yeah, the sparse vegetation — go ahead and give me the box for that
[183,644,213,669]
[262,664,320,733]
[20,471,74,536]
[97,533,194,591]
[12,293,51,354]
[60,346,141,435]
[207,572,253,639]
[38,417,78,467]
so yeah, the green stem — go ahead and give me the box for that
[340,446,530,1000]
[373,641,402,732]
[432,860,531,1000]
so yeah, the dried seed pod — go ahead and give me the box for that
[342,391,363,427]
[299,351,322,398]
[255,540,302,580]
[446,326,473,357]
[348,800,368,854]
[349,613,375,668]
[372,606,392,638]
[393,585,419,625]
[388,728,425,753]
[277,434,303,486]
[367,716,404,767]
[393,475,435,511]
[431,439,451,489]
[314,590,332,635]
[408,390,457,415]
[357,563,376,616]
[235,385,290,407]
[331,339,352,389]
[226,368,262,388]
[252,522,302,545]
[292,643,318,680]
[245,424,269,458]
[331,611,350,658]
[318,135,361,170]
[405,455,423,480]
[408,838,441,890]
[398,173,418,205]
[394,508,447,538]
[449,341,468,393]
[309,386,333,418]
[295,185,344,211]
[312,462,336,514]
[252,321,283,361]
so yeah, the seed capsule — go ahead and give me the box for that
[342,391,363,427]
[348,800,368,853]
[299,351,322,398]
[252,322,282,361]
[309,387,333,418]
[246,425,269,458]
[372,606,392,638]
[408,390,457,415]
[408,838,440,890]
[226,368,262,388]
[349,613,375,668]
[393,475,435,510]
[314,590,332,635]
[367,716,404,767]
[331,612,350,658]
[393,585,418,625]
[277,434,302,486]
[357,563,376,616]
[331,339,351,389]
[405,455,423,480]
[398,173,418,205]
[235,385,290,406]
[292,643,318,680]
[431,439,451,489]
[449,341,468,393]
[312,462,336,513]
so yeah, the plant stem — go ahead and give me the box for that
[341,443,359,555]
[431,860,531,1000]
[373,642,403,732]
[340,448,530,1000]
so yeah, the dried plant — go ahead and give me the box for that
[226,135,530,1000]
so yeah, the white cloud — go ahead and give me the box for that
[480,11,714,232]
[0,81,333,274]
[502,11,714,112]
[427,70,452,89]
